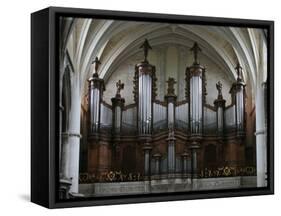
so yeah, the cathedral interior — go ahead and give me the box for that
[58,17,268,199]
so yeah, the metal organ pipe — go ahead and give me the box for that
[168,102,174,125]
[94,89,100,131]
[135,39,156,136]
[88,73,105,134]
[189,73,203,135]
[234,63,246,136]
[217,107,224,133]
[236,88,245,132]
[186,42,205,136]
[165,77,177,175]
[137,65,154,135]
[115,106,121,133]
[186,42,204,178]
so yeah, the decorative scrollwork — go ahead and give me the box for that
[79,171,143,183]
[199,166,256,178]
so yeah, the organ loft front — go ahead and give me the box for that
[72,39,255,195]
[58,18,268,199]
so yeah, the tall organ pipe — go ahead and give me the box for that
[187,66,204,135]
[233,63,246,136]
[136,63,155,135]
[88,71,105,134]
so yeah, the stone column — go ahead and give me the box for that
[59,104,64,173]
[256,81,267,187]
[60,79,82,195]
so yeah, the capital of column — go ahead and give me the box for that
[88,74,105,91]
[111,96,125,108]
[214,98,226,108]
[138,134,152,143]
[189,140,201,150]
[61,132,82,139]
[186,64,205,78]
[165,95,177,103]
[136,61,155,77]
[153,153,162,160]
[181,151,189,159]
[142,142,152,152]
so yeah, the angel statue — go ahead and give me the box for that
[216,81,222,96]
[116,80,124,96]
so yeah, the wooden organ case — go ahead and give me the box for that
[84,39,248,183]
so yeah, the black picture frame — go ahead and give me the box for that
[31,6,274,208]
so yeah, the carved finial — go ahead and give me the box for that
[235,62,243,82]
[139,39,152,62]
[92,56,101,75]
[166,77,177,95]
[216,81,222,96]
[190,42,202,64]
[116,80,124,96]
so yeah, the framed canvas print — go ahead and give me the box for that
[31,6,274,208]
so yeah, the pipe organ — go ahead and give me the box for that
[233,63,246,136]
[186,43,205,136]
[88,57,105,134]
[153,102,167,131]
[136,63,154,135]
[86,40,247,182]
[134,39,157,136]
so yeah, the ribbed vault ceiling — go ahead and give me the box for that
[60,18,268,99]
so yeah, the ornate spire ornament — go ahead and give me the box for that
[88,56,105,91]
[214,80,225,108]
[92,56,101,76]
[166,77,177,96]
[216,81,223,99]
[235,62,243,82]
[115,80,124,97]
[190,42,202,64]
[139,39,152,62]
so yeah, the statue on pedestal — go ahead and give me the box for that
[115,80,124,97]
[139,38,152,62]
[216,81,222,96]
